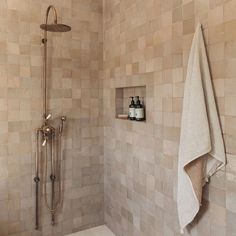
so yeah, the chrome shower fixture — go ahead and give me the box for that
[34,5,71,230]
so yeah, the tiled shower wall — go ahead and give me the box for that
[0,0,103,235]
[1,0,236,236]
[103,0,236,235]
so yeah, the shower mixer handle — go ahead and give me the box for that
[42,139,47,146]
[44,113,52,121]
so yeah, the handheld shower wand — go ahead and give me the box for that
[34,5,71,230]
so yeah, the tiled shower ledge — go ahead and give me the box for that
[66,225,115,236]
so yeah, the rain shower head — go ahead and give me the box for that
[40,5,71,33]
[40,23,71,32]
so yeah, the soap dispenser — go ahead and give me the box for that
[135,96,144,121]
[129,96,135,120]
[141,97,146,120]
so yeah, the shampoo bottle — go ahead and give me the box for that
[129,96,136,120]
[135,96,144,121]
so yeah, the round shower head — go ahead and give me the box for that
[40,23,71,32]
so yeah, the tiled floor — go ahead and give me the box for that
[66,225,115,236]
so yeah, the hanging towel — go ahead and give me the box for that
[177,23,226,233]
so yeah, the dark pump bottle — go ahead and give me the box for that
[135,96,144,121]
[129,96,136,120]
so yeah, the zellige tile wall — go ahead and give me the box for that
[0,0,103,235]
[1,0,236,236]
[103,0,236,235]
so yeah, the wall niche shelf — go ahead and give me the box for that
[115,85,146,122]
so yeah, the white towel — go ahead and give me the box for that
[177,24,226,233]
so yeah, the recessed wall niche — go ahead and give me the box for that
[115,86,146,121]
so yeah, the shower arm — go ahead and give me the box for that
[45,5,58,25]
[42,5,58,121]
